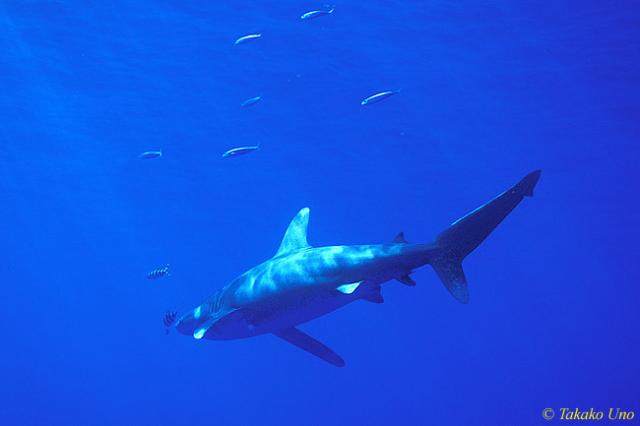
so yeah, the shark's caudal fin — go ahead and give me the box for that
[432,170,541,303]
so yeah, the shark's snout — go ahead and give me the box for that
[175,307,206,337]
[174,312,195,335]
[174,304,228,339]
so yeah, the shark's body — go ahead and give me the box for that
[176,171,541,366]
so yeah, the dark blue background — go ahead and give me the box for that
[1,1,638,424]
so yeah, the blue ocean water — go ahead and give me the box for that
[1,1,639,425]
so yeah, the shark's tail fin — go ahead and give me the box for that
[431,170,541,303]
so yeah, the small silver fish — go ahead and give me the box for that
[361,90,400,106]
[222,145,260,158]
[241,96,262,108]
[139,150,162,159]
[147,264,170,279]
[301,5,335,20]
[234,33,262,45]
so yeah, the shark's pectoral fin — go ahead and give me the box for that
[397,274,416,286]
[273,327,345,367]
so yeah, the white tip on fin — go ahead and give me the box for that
[336,281,362,295]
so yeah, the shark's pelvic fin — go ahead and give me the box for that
[275,207,311,257]
[336,281,362,295]
[397,274,416,286]
[274,327,345,367]
[392,231,408,244]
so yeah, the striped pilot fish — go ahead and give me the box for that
[163,310,178,334]
[147,264,170,279]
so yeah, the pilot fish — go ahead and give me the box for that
[163,310,178,334]
[147,264,170,279]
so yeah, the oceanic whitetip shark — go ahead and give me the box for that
[175,170,541,366]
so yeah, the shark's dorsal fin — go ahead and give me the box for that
[392,231,408,244]
[275,207,311,257]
